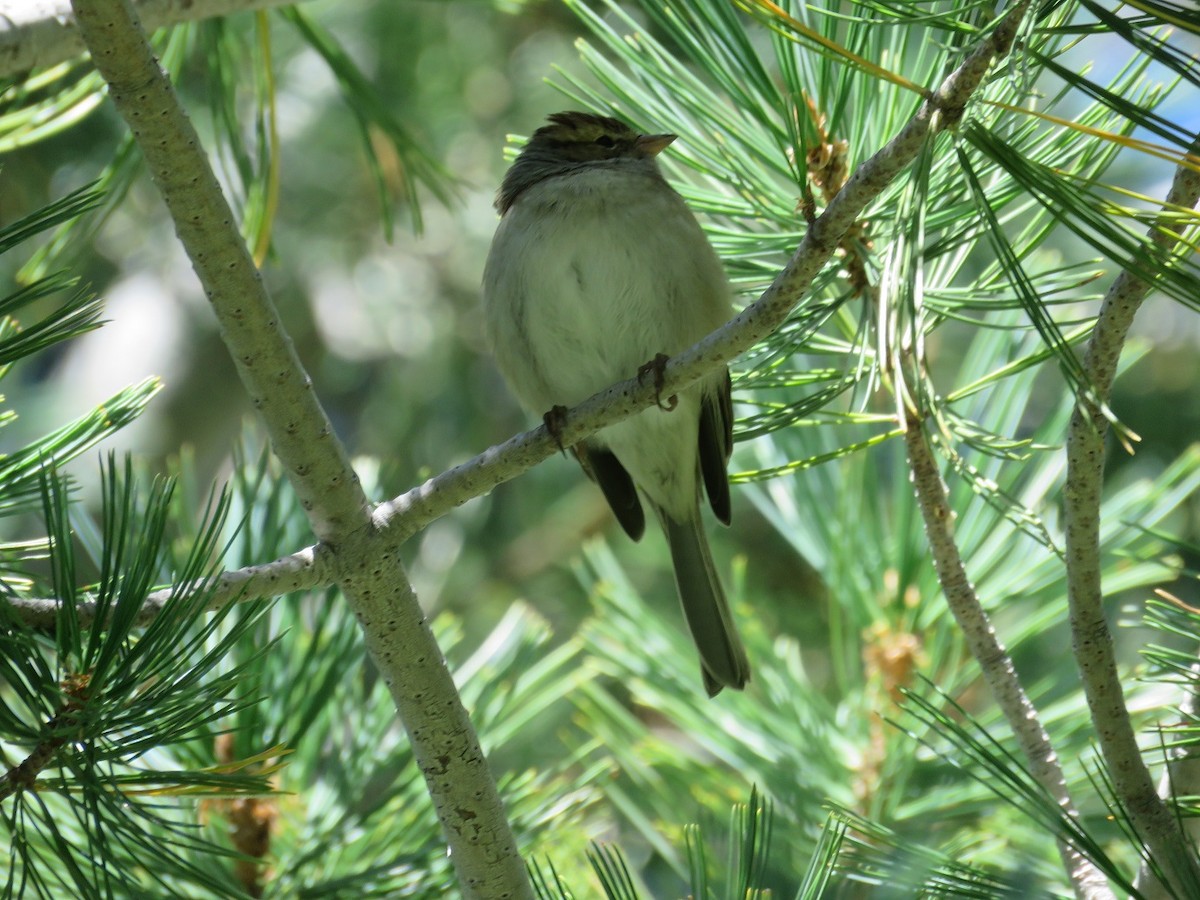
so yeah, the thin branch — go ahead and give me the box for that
[0,0,299,78]
[376,1,1034,543]
[0,700,82,803]
[68,1,532,896]
[902,413,1114,900]
[7,543,329,630]
[1063,133,1200,895]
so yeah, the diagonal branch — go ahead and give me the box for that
[375,1,1035,543]
[68,1,532,897]
[1064,135,1200,895]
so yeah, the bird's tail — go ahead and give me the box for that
[663,515,751,696]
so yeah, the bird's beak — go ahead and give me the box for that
[636,132,677,157]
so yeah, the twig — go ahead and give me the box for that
[376,1,1035,543]
[1064,134,1200,894]
[0,698,84,803]
[0,0,298,78]
[6,543,328,630]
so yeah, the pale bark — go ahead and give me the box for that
[0,0,298,77]
[904,418,1113,899]
[1065,137,1200,895]
[69,0,533,896]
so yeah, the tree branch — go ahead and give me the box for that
[68,1,532,896]
[902,414,1114,900]
[0,0,298,78]
[376,0,1035,543]
[1064,134,1200,894]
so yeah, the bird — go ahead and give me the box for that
[481,110,749,696]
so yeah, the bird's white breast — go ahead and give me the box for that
[481,161,731,516]
[482,162,728,411]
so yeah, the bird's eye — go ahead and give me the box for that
[594,135,616,148]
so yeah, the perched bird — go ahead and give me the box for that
[482,111,749,696]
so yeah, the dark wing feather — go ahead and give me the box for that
[698,369,733,526]
[662,511,750,695]
[573,443,646,541]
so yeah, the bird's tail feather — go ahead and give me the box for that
[663,515,750,696]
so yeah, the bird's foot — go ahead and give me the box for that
[637,353,677,411]
[543,404,570,453]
